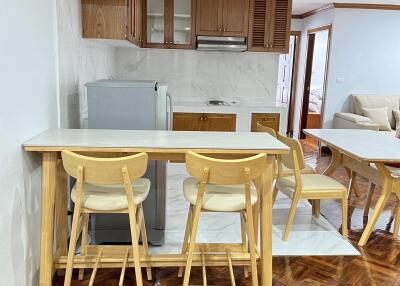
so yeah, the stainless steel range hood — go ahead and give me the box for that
[196,36,247,52]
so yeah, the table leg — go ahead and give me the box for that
[39,152,58,286]
[260,156,274,286]
[323,147,342,176]
[55,158,68,256]
[359,163,393,246]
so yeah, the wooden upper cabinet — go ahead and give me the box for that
[82,0,127,40]
[127,0,143,46]
[196,0,249,37]
[248,0,292,53]
[196,0,223,36]
[222,0,249,36]
[144,0,196,49]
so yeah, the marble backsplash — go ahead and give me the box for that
[116,48,279,102]
[57,0,116,128]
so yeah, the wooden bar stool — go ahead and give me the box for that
[178,151,267,286]
[273,136,348,241]
[61,151,152,286]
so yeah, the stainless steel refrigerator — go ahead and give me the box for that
[85,79,171,246]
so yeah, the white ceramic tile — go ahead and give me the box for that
[149,163,360,256]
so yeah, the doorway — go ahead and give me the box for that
[276,31,301,136]
[299,25,331,139]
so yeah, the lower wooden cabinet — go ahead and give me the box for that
[251,113,280,132]
[173,113,236,132]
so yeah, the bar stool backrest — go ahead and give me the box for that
[62,151,148,185]
[276,134,306,171]
[255,123,277,138]
[185,151,267,185]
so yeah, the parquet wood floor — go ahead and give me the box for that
[55,141,400,285]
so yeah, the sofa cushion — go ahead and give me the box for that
[362,107,392,131]
[352,95,400,129]
[393,109,400,131]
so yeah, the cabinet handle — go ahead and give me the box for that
[223,28,227,32]
[200,116,204,121]
[219,27,222,31]
[204,115,208,121]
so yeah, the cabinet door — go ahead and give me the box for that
[128,0,143,45]
[144,0,166,46]
[173,113,204,131]
[82,0,127,40]
[251,113,280,132]
[248,0,291,53]
[222,0,249,37]
[267,0,292,52]
[203,113,236,132]
[196,0,223,36]
[173,0,195,48]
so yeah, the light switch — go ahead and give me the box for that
[336,78,344,84]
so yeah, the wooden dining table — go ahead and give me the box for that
[304,129,400,246]
[23,128,289,286]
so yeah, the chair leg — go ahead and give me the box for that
[272,188,279,206]
[78,213,89,280]
[313,200,320,219]
[139,204,152,280]
[283,197,299,241]
[342,195,348,239]
[127,205,143,286]
[178,205,193,277]
[245,202,258,286]
[183,203,202,286]
[394,203,400,239]
[364,183,375,217]
[64,202,83,286]
[240,213,249,278]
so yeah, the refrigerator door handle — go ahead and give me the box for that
[166,93,173,130]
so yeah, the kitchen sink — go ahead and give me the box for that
[205,100,231,106]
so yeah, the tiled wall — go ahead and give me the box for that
[56,0,116,128]
[116,48,279,102]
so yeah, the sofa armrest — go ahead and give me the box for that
[333,112,379,131]
[334,112,371,124]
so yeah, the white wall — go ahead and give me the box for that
[57,0,116,128]
[324,8,400,127]
[115,48,279,102]
[0,0,58,285]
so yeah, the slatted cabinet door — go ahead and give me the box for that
[248,0,292,53]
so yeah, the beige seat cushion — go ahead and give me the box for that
[275,174,346,199]
[71,178,150,211]
[362,107,392,131]
[183,177,258,212]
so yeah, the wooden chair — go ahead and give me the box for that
[61,151,152,286]
[273,136,348,241]
[178,151,267,286]
[255,122,277,137]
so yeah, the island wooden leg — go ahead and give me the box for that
[359,163,393,246]
[323,147,342,176]
[39,152,58,286]
[55,158,68,257]
[260,156,274,286]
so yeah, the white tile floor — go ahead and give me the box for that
[148,163,360,256]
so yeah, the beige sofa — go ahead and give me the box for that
[333,95,400,135]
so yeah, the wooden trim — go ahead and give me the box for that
[292,2,400,19]
[334,3,400,10]
[286,31,301,136]
[308,24,332,34]
[299,25,332,138]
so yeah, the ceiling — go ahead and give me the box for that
[293,0,400,15]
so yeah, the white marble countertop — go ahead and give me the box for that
[24,129,289,153]
[304,129,400,162]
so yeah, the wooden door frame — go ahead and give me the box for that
[299,24,332,139]
[286,31,301,136]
